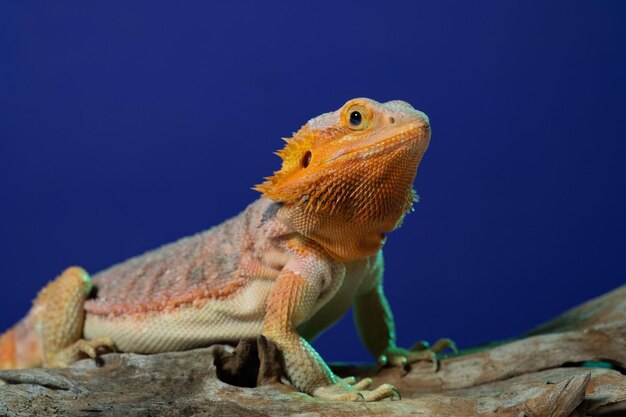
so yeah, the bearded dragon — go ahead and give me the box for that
[0,98,449,401]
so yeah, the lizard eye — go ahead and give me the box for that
[349,111,362,126]
[344,104,371,131]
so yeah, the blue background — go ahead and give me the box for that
[1,2,625,363]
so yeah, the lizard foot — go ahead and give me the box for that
[47,337,116,368]
[379,338,458,374]
[312,377,399,401]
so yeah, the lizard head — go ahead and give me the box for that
[255,98,431,260]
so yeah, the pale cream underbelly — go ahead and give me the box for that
[83,279,275,353]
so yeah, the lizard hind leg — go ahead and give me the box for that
[34,266,115,368]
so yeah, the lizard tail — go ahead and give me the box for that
[0,315,42,369]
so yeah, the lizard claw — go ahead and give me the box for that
[391,387,402,401]
[312,378,399,402]
[47,337,116,368]
[76,337,116,359]
[342,376,374,390]
[409,340,430,351]
[380,337,457,374]
[431,338,458,354]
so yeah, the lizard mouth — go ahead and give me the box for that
[327,123,430,164]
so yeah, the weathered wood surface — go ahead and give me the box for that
[1,284,625,417]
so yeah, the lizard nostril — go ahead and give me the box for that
[389,117,395,124]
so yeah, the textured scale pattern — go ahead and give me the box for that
[85,214,248,316]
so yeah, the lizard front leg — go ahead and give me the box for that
[354,281,456,372]
[262,254,396,401]
[33,267,115,367]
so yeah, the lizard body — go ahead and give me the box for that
[0,98,437,401]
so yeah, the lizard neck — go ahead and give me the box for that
[277,187,415,262]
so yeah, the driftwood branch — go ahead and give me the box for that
[1,284,626,416]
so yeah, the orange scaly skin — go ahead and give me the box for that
[0,98,438,401]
